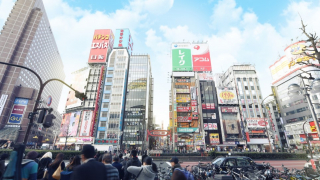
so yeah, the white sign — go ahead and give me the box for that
[212,123,218,130]
[0,94,8,116]
[246,118,268,128]
[212,113,216,119]
[204,123,208,130]
[79,111,93,137]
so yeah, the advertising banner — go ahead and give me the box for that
[66,67,90,109]
[204,123,208,130]
[175,79,191,83]
[217,88,237,104]
[8,98,28,124]
[177,128,199,133]
[251,130,264,133]
[225,120,239,134]
[176,89,189,93]
[88,29,114,63]
[192,113,198,119]
[79,111,93,137]
[309,122,319,132]
[177,97,190,103]
[211,113,216,119]
[68,111,81,136]
[190,87,196,100]
[0,94,8,116]
[192,44,212,71]
[114,29,133,55]
[177,116,192,122]
[221,107,238,113]
[208,123,218,130]
[60,113,71,137]
[177,107,191,112]
[172,44,192,71]
[198,73,213,80]
[203,103,215,110]
[210,133,220,145]
[246,118,268,128]
[191,100,197,106]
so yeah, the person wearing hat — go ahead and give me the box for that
[22,151,39,180]
[71,145,107,180]
[168,157,182,172]
[127,157,156,180]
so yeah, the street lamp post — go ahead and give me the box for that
[303,121,313,158]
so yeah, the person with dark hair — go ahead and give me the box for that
[71,145,107,180]
[127,157,156,180]
[171,169,187,180]
[0,153,9,179]
[112,156,123,179]
[48,153,65,180]
[141,155,148,164]
[123,150,141,180]
[118,153,124,163]
[168,157,182,172]
[103,154,119,180]
[22,151,39,180]
[65,155,81,171]
[37,152,52,180]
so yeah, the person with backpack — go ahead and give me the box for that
[168,157,194,180]
[47,153,65,180]
[60,155,81,180]
[127,157,156,180]
[171,169,187,180]
[21,151,39,180]
[123,150,141,180]
[37,152,52,180]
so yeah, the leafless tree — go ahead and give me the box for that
[299,18,320,64]
[63,125,72,151]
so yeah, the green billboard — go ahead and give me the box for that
[172,48,192,71]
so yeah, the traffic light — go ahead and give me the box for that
[37,109,47,123]
[75,92,87,101]
[43,114,56,128]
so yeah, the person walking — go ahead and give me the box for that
[71,145,107,180]
[127,157,156,180]
[37,152,52,180]
[0,153,9,179]
[112,156,123,179]
[21,151,39,180]
[123,150,141,180]
[47,153,65,180]
[102,154,119,180]
[168,157,182,172]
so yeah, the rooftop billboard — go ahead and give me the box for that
[88,29,114,64]
[114,29,133,56]
[172,44,192,71]
[192,44,212,71]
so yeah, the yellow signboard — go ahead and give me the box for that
[219,91,235,100]
[177,97,191,102]
[290,44,306,55]
[288,56,316,68]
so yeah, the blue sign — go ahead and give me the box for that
[8,114,23,124]
[114,29,133,56]
[235,141,240,145]
[14,98,28,105]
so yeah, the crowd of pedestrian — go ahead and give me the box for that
[0,144,193,180]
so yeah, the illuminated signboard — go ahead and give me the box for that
[88,29,114,63]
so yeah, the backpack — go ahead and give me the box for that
[60,170,73,180]
[174,168,194,180]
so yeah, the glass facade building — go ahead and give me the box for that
[122,55,153,149]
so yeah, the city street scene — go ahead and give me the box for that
[1,0,320,179]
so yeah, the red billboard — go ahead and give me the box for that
[192,44,212,71]
[88,29,114,63]
[177,107,191,112]
[191,100,197,106]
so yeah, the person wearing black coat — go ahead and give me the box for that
[71,145,107,180]
[37,152,52,180]
[123,150,141,180]
[112,156,123,179]
[47,153,65,180]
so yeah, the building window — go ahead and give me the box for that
[253,95,256,99]
[107,78,112,83]
[251,86,255,90]
[249,104,252,108]
[107,71,113,75]
[312,95,318,100]
[249,78,252,81]
[259,95,262,99]
[105,86,111,91]
[243,78,246,81]
[104,94,110,99]
[255,105,258,108]
[245,86,248,90]
[100,121,106,127]
[247,95,250,99]
[102,102,109,108]
[242,105,246,108]
[98,132,105,139]
[237,78,240,81]
[101,112,108,117]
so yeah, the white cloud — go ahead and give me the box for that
[0,0,14,29]
[129,0,174,15]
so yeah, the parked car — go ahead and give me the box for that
[212,156,264,174]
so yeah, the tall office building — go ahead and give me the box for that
[57,29,114,150]
[0,0,65,146]
[269,41,320,149]
[219,65,271,150]
[122,54,153,150]
[170,42,212,152]
[94,29,133,151]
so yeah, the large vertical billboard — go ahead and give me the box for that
[191,44,212,71]
[8,98,28,124]
[66,67,90,109]
[114,29,134,56]
[79,111,93,137]
[88,29,114,64]
[172,44,192,71]
[59,113,71,137]
[68,111,81,136]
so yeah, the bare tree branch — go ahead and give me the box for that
[300,18,320,63]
